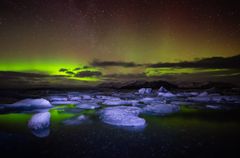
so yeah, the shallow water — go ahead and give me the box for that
[1,104,240,158]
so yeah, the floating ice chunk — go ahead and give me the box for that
[100,106,146,127]
[189,94,228,103]
[176,92,199,97]
[189,92,199,96]
[6,98,52,109]
[126,100,139,106]
[51,101,80,105]
[96,95,120,100]
[81,95,92,100]
[158,86,168,93]
[157,87,176,97]
[76,103,100,109]
[139,97,160,104]
[138,88,152,95]
[189,92,218,102]
[28,112,51,130]
[206,105,222,110]
[48,96,68,102]
[68,96,82,101]
[102,99,130,106]
[138,88,145,95]
[170,101,194,105]
[158,92,176,97]
[188,96,211,102]
[140,97,155,102]
[143,104,179,115]
[210,96,224,103]
[28,112,51,138]
[198,92,208,97]
[222,96,240,102]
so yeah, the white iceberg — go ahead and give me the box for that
[157,87,176,97]
[143,104,179,115]
[51,101,80,105]
[206,105,222,110]
[6,98,52,109]
[138,88,152,95]
[139,97,160,104]
[158,86,168,93]
[48,96,68,102]
[81,95,92,100]
[96,95,120,100]
[100,106,146,127]
[198,92,208,97]
[28,112,51,130]
[158,92,176,97]
[76,103,100,109]
[68,96,82,101]
[102,99,131,106]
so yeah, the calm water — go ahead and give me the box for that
[0,105,240,158]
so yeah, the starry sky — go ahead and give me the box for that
[0,0,239,87]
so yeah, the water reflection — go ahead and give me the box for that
[31,128,50,138]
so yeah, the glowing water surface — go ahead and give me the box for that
[0,105,240,158]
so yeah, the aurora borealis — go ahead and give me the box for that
[0,0,239,87]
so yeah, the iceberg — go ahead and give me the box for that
[28,112,51,130]
[76,103,100,109]
[143,104,179,115]
[5,98,52,109]
[100,106,146,127]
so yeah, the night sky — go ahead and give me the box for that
[0,0,239,87]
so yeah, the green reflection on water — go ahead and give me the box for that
[142,106,240,135]
[0,113,32,125]
[81,109,96,115]
[0,105,240,136]
[50,109,76,123]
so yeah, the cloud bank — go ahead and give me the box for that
[148,55,240,68]
[91,60,143,68]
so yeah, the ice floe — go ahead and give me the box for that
[206,105,222,110]
[5,98,52,109]
[157,87,176,98]
[100,106,146,127]
[48,96,68,102]
[51,101,80,105]
[28,112,51,130]
[138,88,152,95]
[143,104,179,115]
[158,86,168,93]
[76,103,100,109]
[102,99,130,106]
[81,95,92,100]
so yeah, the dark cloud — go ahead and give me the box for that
[104,73,146,79]
[74,67,81,71]
[74,65,92,71]
[83,65,91,69]
[91,60,143,68]
[0,71,52,88]
[0,71,100,89]
[0,71,49,78]
[75,71,102,77]
[65,71,75,75]
[148,55,240,69]
[59,68,68,72]
[91,55,240,69]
